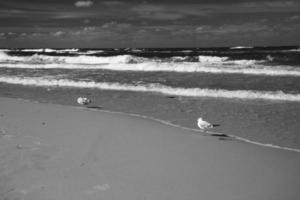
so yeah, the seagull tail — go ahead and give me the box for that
[212,124,220,128]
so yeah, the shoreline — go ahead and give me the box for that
[9,96,300,153]
[1,83,300,150]
[0,96,299,200]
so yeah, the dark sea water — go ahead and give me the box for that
[1,46,300,101]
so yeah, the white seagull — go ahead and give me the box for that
[197,117,213,131]
[77,97,92,105]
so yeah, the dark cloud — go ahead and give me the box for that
[102,1,125,6]
[0,0,299,47]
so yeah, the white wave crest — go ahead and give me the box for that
[1,76,300,101]
[1,62,299,76]
[19,49,45,52]
[198,56,228,63]
[230,46,254,49]
[0,51,260,65]
[84,50,105,54]
[198,56,262,66]
[286,48,300,52]
[17,48,79,53]
[0,51,135,64]
[1,51,299,76]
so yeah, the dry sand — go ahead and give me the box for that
[0,97,299,200]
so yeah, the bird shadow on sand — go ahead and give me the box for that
[209,124,228,137]
[210,133,228,137]
[212,124,221,128]
[86,106,103,110]
[167,96,176,99]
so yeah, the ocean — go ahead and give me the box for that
[1,46,300,101]
[0,46,300,150]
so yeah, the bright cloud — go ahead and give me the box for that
[74,0,94,8]
[52,31,66,37]
[83,26,96,31]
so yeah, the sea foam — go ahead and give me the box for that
[230,46,254,49]
[0,62,299,77]
[0,51,134,64]
[1,76,300,101]
[1,51,299,76]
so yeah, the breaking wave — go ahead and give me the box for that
[16,48,79,53]
[0,51,135,64]
[1,51,300,76]
[1,76,300,101]
[83,50,105,54]
[0,62,299,77]
[286,48,300,52]
[16,48,105,55]
[230,46,254,49]
[0,51,259,65]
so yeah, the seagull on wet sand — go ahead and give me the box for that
[77,97,92,105]
[197,117,213,131]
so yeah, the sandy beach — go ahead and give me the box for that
[1,83,300,150]
[0,97,299,200]
[1,0,300,199]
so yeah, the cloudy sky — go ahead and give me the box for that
[0,0,300,48]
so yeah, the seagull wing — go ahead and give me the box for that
[198,120,212,129]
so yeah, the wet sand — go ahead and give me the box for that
[1,83,300,149]
[0,97,299,200]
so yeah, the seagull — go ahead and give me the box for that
[77,97,92,105]
[197,117,213,131]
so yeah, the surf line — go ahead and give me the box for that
[78,105,300,153]
[1,77,300,102]
[8,97,300,153]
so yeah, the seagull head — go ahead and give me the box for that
[197,117,203,122]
